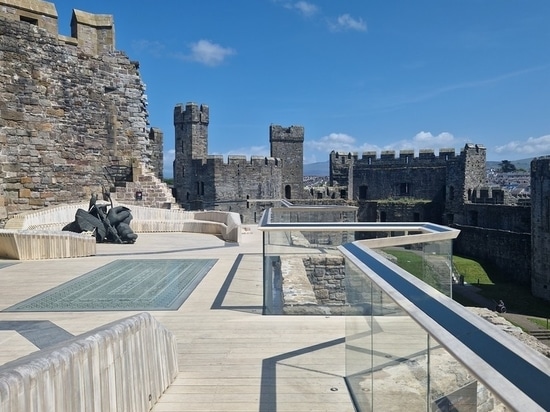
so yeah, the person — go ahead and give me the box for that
[496,299,506,313]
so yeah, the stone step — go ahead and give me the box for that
[530,330,550,339]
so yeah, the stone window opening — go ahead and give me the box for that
[340,189,347,199]
[469,210,478,226]
[399,183,410,196]
[285,185,291,199]
[359,185,368,200]
[20,15,38,26]
[449,186,455,201]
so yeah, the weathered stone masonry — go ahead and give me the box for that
[0,0,166,222]
[173,102,303,223]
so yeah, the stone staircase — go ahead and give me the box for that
[530,329,550,340]
[113,167,179,210]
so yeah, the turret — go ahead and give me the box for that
[269,125,304,199]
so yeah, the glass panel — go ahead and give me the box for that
[344,257,429,411]
[372,239,453,297]
[428,335,479,412]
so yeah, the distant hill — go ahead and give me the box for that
[304,161,329,176]
[486,158,533,171]
[304,158,536,176]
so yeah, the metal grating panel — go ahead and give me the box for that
[4,259,217,312]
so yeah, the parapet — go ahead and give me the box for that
[70,9,114,55]
[0,0,115,55]
[531,156,550,178]
[0,0,58,35]
[330,151,359,161]
[205,155,280,167]
[354,147,462,166]
[462,143,486,154]
[174,102,209,125]
[269,124,304,142]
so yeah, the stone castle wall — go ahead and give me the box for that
[0,1,163,221]
[183,155,283,221]
[530,157,550,299]
[453,224,531,284]
[173,102,302,223]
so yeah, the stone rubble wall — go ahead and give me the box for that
[279,254,347,314]
[302,254,346,304]
[0,11,159,221]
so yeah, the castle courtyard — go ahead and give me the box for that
[0,229,355,411]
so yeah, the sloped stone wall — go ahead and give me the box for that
[0,13,157,221]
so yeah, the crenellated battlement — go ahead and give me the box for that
[174,102,209,126]
[269,125,304,143]
[331,147,459,167]
[199,155,281,167]
[0,0,114,55]
[366,148,458,163]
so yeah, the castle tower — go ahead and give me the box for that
[531,157,550,300]
[269,125,304,200]
[173,103,209,205]
[445,144,486,223]
[330,151,357,187]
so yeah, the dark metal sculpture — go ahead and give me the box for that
[63,193,138,244]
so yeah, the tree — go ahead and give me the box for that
[499,160,516,173]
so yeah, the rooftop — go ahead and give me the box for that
[0,229,353,411]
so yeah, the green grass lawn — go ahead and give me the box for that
[381,249,550,318]
[528,317,550,330]
[453,255,550,318]
[381,248,443,290]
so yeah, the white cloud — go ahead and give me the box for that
[132,40,166,58]
[306,131,463,161]
[494,134,550,158]
[330,14,367,32]
[225,145,269,157]
[412,131,456,145]
[276,1,318,17]
[293,1,318,17]
[184,40,236,67]
[306,133,358,153]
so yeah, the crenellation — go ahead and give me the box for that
[418,149,435,159]
[1,0,115,56]
[439,148,456,159]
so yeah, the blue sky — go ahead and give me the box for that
[52,1,550,176]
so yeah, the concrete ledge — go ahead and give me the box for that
[1,204,242,259]
[0,312,178,412]
[280,256,319,314]
[0,229,96,260]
